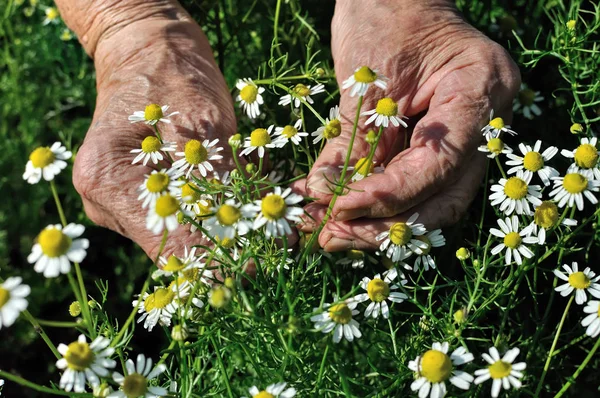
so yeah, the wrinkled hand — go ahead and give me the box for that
[298,0,520,252]
[73,17,237,258]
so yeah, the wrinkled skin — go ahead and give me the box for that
[296,1,520,251]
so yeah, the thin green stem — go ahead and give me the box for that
[554,334,600,397]
[36,319,82,328]
[494,156,507,179]
[0,371,92,397]
[210,335,234,398]
[49,180,67,227]
[21,309,61,359]
[74,262,95,338]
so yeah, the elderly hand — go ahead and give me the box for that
[299,0,520,252]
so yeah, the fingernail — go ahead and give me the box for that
[335,208,367,221]
[308,166,341,195]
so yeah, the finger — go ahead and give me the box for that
[298,202,328,232]
[290,177,308,197]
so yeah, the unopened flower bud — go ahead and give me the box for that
[209,286,232,309]
[566,19,576,31]
[245,163,256,174]
[454,308,468,324]
[314,68,326,77]
[171,324,189,341]
[570,123,584,134]
[224,277,236,290]
[69,301,81,317]
[229,133,242,148]
[365,130,377,145]
[456,247,470,260]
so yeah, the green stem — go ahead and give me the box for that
[36,319,82,328]
[494,268,526,345]
[21,309,61,359]
[494,156,507,179]
[272,0,282,55]
[0,371,92,397]
[554,334,600,397]
[49,180,67,227]
[74,262,95,338]
[210,335,234,398]
[316,344,330,389]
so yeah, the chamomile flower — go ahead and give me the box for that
[56,334,116,393]
[310,297,361,343]
[481,110,516,139]
[138,168,184,209]
[489,170,542,216]
[0,277,30,329]
[408,342,474,398]
[490,216,538,265]
[312,105,342,144]
[108,353,167,398]
[336,249,376,269]
[235,78,265,119]
[560,137,600,180]
[203,199,254,239]
[376,213,428,262]
[513,84,544,119]
[239,126,278,158]
[474,347,526,398]
[146,194,182,234]
[273,119,308,147]
[60,29,73,41]
[581,300,600,338]
[176,181,210,214]
[343,157,384,182]
[23,142,72,184]
[477,136,513,159]
[152,246,204,279]
[352,268,408,319]
[278,83,325,108]
[242,382,296,398]
[362,97,408,128]
[553,262,600,305]
[522,201,577,244]
[412,229,445,272]
[130,136,177,166]
[506,141,559,186]
[128,104,179,125]
[341,66,388,97]
[248,187,304,238]
[0,379,3,395]
[28,224,89,278]
[549,171,600,211]
[172,139,224,178]
[132,282,190,331]
[43,7,60,25]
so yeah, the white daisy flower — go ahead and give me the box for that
[522,201,577,244]
[352,268,408,319]
[176,180,211,215]
[506,141,559,186]
[130,136,177,166]
[408,342,474,398]
[236,78,265,119]
[278,83,325,108]
[0,379,3,394]
[27,223,89,278]
[138,168,184,209]
[581,300,600,338]
[273,119,309,147]
[553,262,600,305]
[128,104,179,125]
[23,142,72,184]
[203,199,254,240]
[474,347,526,398]
[412,229,445,272]
[56,334,116,393]
[489,216,538,265]
[513,84,544,119]
[489,170,542,216]
[152,246,206,279]
[560,137,600,180]
[146,194,182,235]
[132,281,190,331]
[239,126,278,159]
[342,157,385,182]
[341,66,388,97]
[0,277,30,329]
[248,187,304,238]
[108,353,167,398]
[549,171,600,211]
[477,136,513,159]
[310,297,361,343]
[312,105,342,144]
[362,97,408,128]
[242,382,296,398]
[481,110,517,139]
[376,213,428,262]
[336,249,376,269]
[43,7,60,25]
[172,139,224,178]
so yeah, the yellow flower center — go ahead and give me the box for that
[209,286,230,308]
[0,287,10,308]
[183,139,208,165]
[64,342,95,371]
[323,119,342,140]
[46,7,59,20]
[182,267,201,283]
[155,195,179,217]
[488,360,512,380]
[29,147,56,168]
[69,301,81,317]
[487,138,504,154]
[574,143,598,169]
[143,288,175,312]
[353,66,377,83]
[281,125,298,139]
[518,88,536,106]
[240,84,258,103]
[563,173,588,194]
[503,232,522,249]
[250,128,271,147]
[503,177,528,199]
[455,247,470,260]
[566,19,576,31]
[346,249,364,260]
[146,173,169,193]
[195,199,213,219]
[163,255,185,272]
[216,236,235,249]
[141,136,162,153]
[523,152,544,172]
[144,104,163,121]
[181,182,202,204]
[489,117,505,130]
[534,201,559,229]
[122,373,147,398]
[38,228,72,258]
[329,303,352,324]
[216,204,241,226]
[254,391,275,398]
[367,278,390,302]
[293,84,311,97]
[568,271,591,289]
[354,157,374,176]
[261,194,287,220]
[420,350,452,383]
[570,123,584,135]
[389,222,412,246]
[415,235,432,255]
[375,97,398,117]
